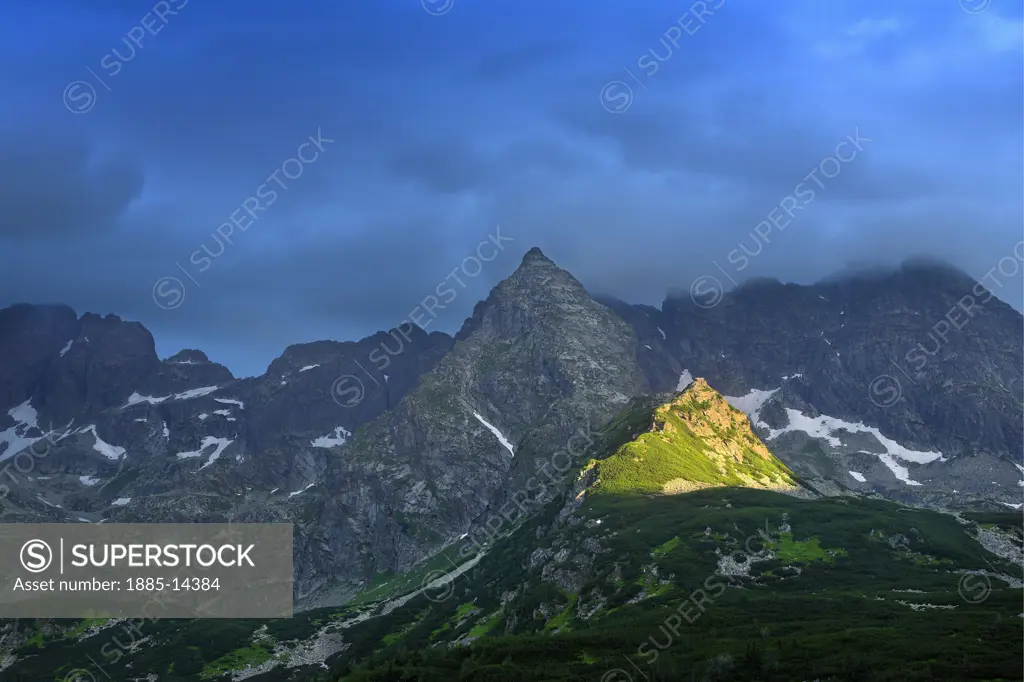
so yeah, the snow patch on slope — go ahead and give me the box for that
[768,409,944,485]
[174,386,220,400]
[81,425,126,460]
[198,438,233,470]
[177,436,234,470]
[299,364,319,372]
[59,340,73,357]
[724,387,780,428]
[124,392,168,407]
[214,398,245,409]
[0,400,43,461]
[471,412,515,456]
[849,471,867,483]
[288,482,316,498]
[311,427,351,449]
[675,369,694,391]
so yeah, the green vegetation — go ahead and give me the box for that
[454,602,479,620]
[322,487,1022,681]
[6,391,1022,682]
[633,569,672,599]
[62,618,109,639]
[381,616,422,648]
[543,594,579,633]
[652,535,680,558]
[200,642,274,679]
[769,532,846,564]
[963,510,1024,533]
[350,549,473,606]
[466,611,503,639]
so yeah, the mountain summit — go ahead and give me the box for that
[293,248,650,604]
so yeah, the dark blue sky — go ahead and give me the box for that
[1,0,1021,377]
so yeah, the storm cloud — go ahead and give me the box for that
[0,0,1020,376]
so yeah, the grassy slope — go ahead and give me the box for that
[5,385,1021,681]
[325,384,1023,681]
[331,490,1023,682]
[587,379,798,496]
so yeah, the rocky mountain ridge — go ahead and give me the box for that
[0,249,1021,609]
[600,259,1024,507]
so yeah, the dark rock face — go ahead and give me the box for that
[606,260,1024,507]
[295,248,650,604]
[251,328,453,453]
[0,304,78,413]
[38,313,164,425]
[0,306,456,594]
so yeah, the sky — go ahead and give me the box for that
[0,0,1021,377]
